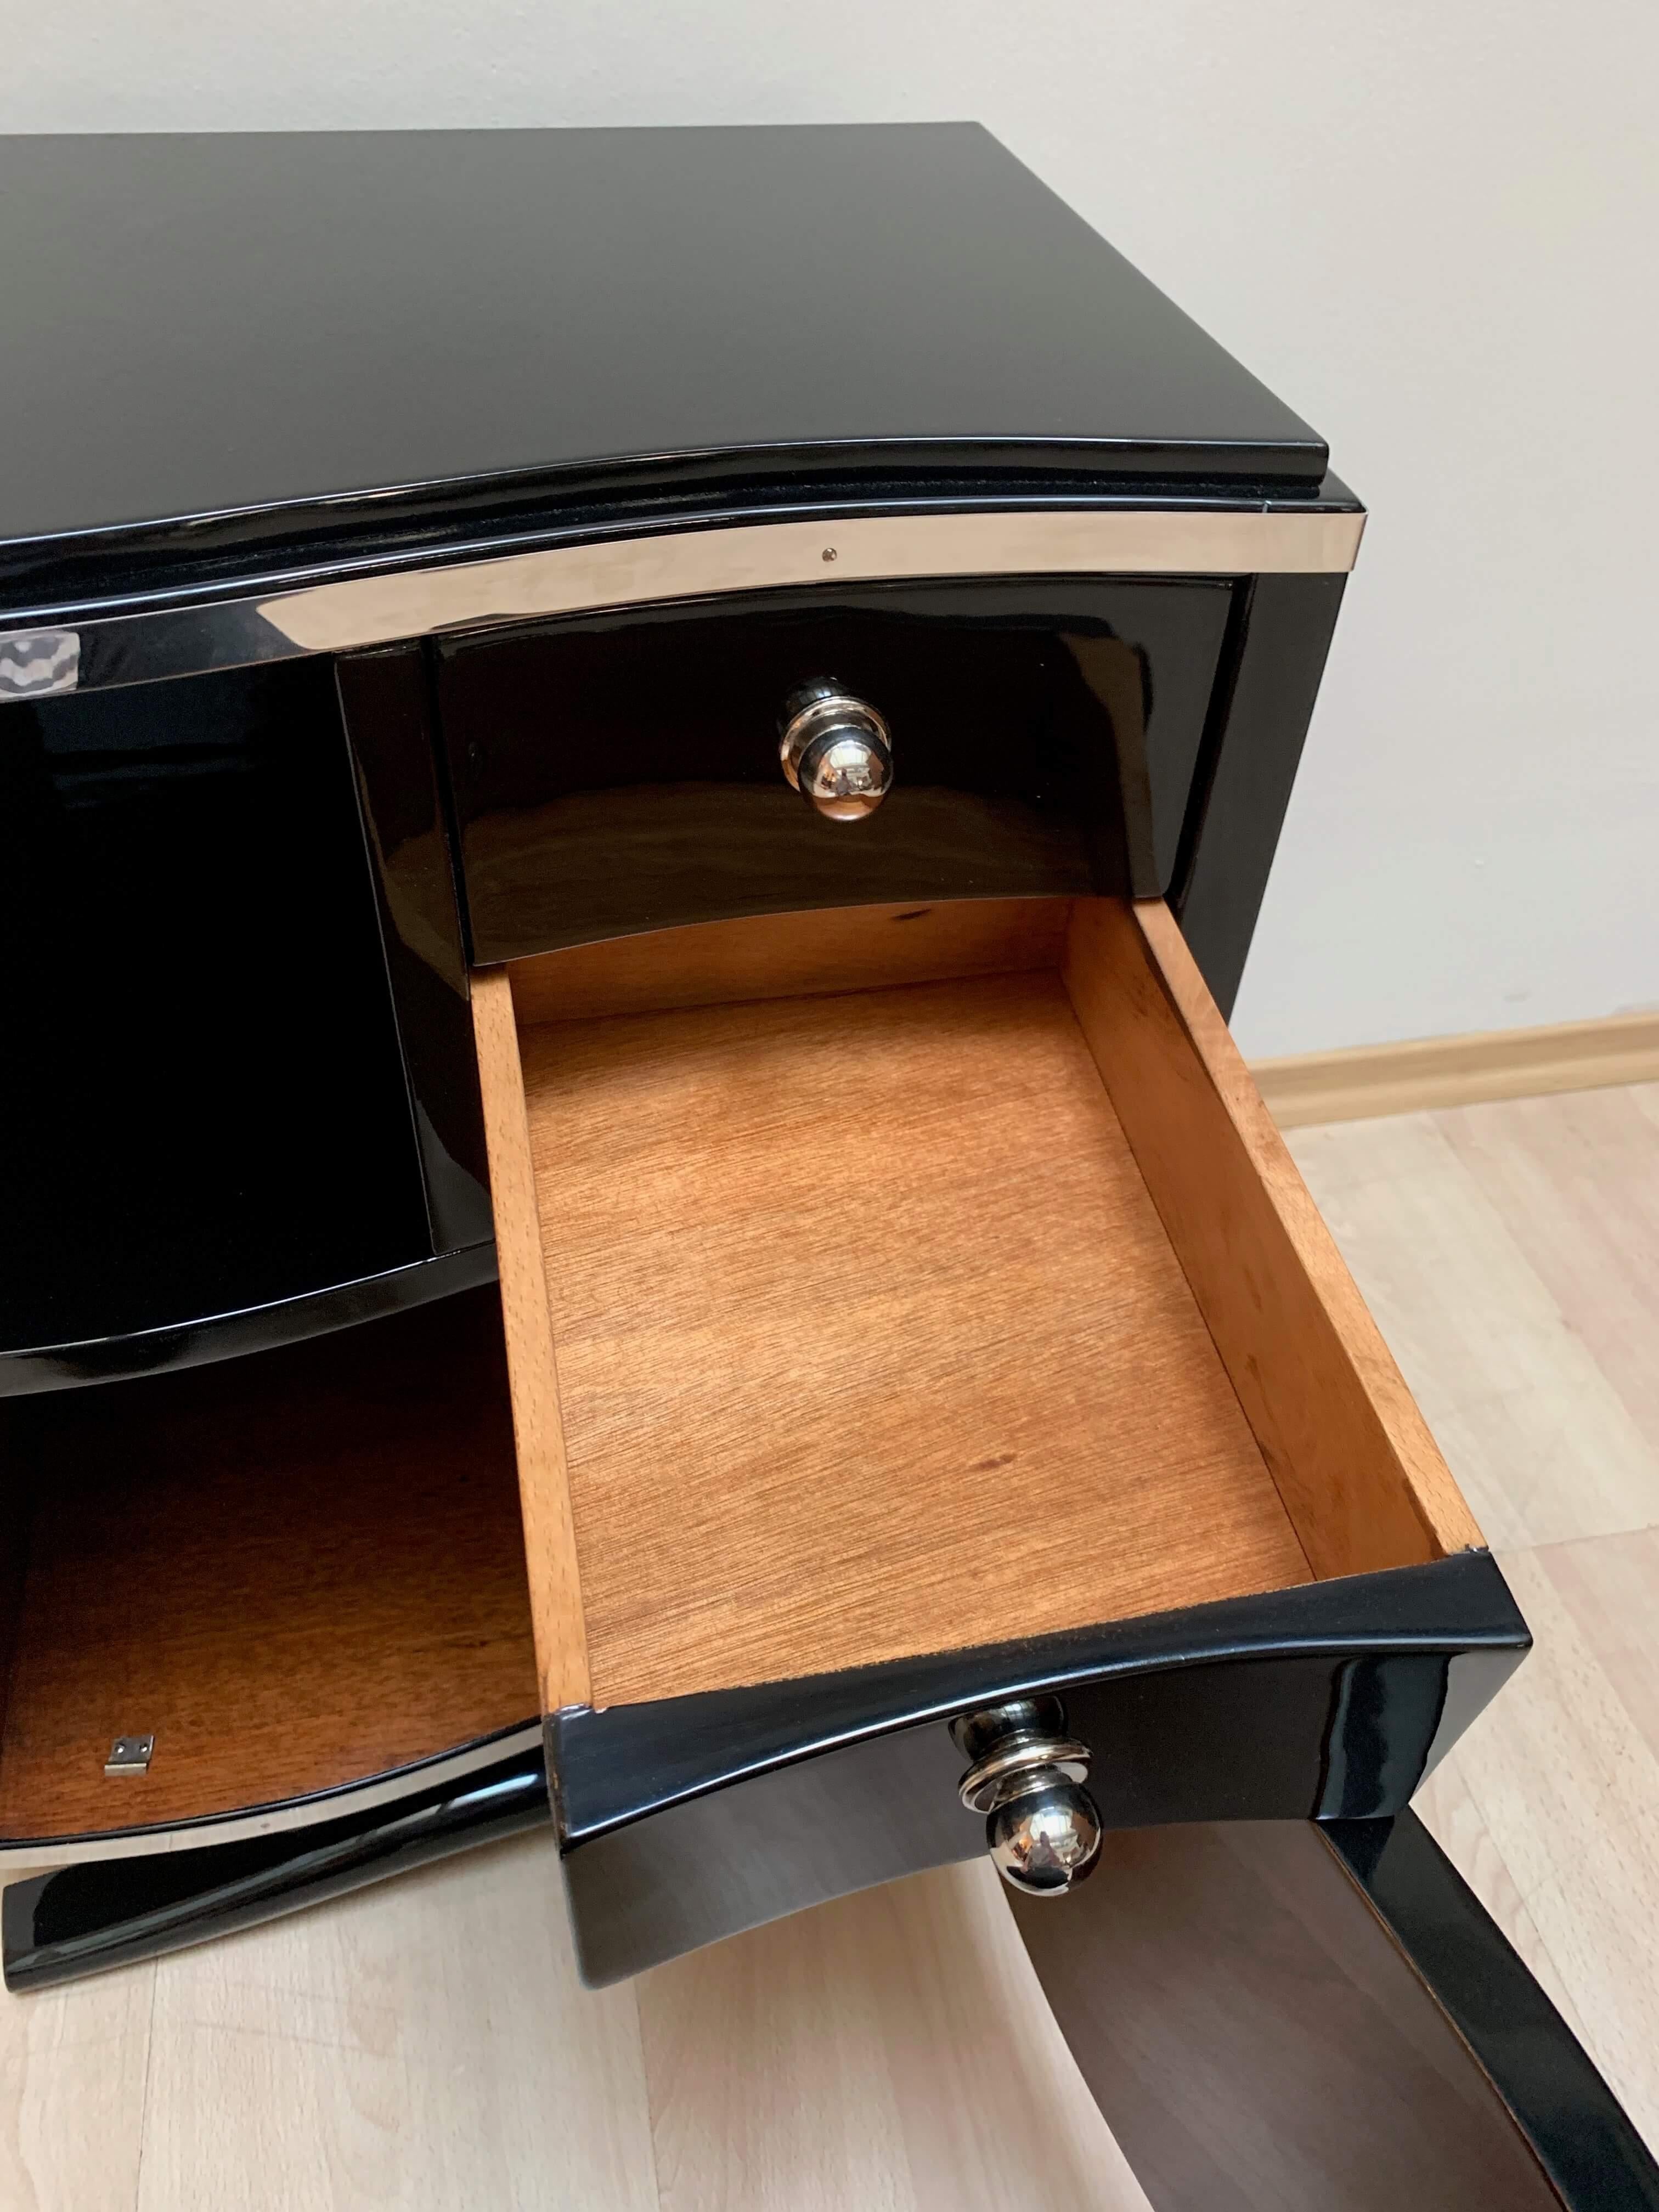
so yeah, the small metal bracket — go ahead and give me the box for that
[104,1735,155,1776]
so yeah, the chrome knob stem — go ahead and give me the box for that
[952,1696,1103,1897]
[778,678,894,822]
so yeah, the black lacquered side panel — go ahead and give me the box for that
[0,661,430,1369]
[436,575,1232,960]
[336,646,493,1255]
[1172,569,1348,1017]
[552,1554,1528,1985]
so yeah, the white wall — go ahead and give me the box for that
[6,0,1656,1054]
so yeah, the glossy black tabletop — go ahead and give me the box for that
[0,126,1326,613]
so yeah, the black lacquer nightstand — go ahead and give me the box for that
[2,123,1652,2212]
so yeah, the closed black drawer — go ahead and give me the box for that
[435,575,1233,962]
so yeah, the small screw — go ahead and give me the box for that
[821,547,838,563]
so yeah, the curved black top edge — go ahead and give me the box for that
[556,1553,1528,1843]
[2,125,1329,610]
[0,1242,495,1399]
[3,441,1333,574]
[1,474,1365,633]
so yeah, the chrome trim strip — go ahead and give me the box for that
[0,596,307,704]
[263,507,1365,654]
[0,506,1363,703]
[0,1720,544,1866]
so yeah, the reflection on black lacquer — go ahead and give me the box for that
[0,662,427,1358]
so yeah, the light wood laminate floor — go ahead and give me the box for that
[2,1082,1655,2209]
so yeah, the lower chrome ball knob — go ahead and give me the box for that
[988,1778,1103,1895]
[953,1695,1104,1897]
[778,678,894,822]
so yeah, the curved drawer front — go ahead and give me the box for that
[551,1558,1526,1985]
[436,577,1233,961]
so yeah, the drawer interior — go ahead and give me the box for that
[0,1291,538,1843]
[474,896,1483,1717]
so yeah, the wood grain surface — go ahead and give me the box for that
[516,964,1310,1707]
[1290,1105,1659,1551]
[0,1290,537,1840]
[472,966,591,1711]
[0,1461,29,1762]
[1438,1083,1659,1479]
[1292,1084,1659,2146]
[1065,898,1482,1576]
[138,1834,659,2212]
[507,895,1070,1026]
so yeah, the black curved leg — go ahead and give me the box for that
[1008,1812,1659,2211]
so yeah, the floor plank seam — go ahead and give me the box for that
[630,1980,667,2212]
[132,1961,160,2212]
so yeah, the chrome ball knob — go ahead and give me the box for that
[778,679,894,822]
[954,1696,1103,1898]
[987,1778,1103,1896]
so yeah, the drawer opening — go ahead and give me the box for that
[473,898,1483,1716]
[0,1290,538,1846]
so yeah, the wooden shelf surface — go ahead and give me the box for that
[0,1290,538,1842]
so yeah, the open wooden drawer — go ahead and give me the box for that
[1,894,1523,1996]
[475,892,1482,1716]
[470,893,1522,1983]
